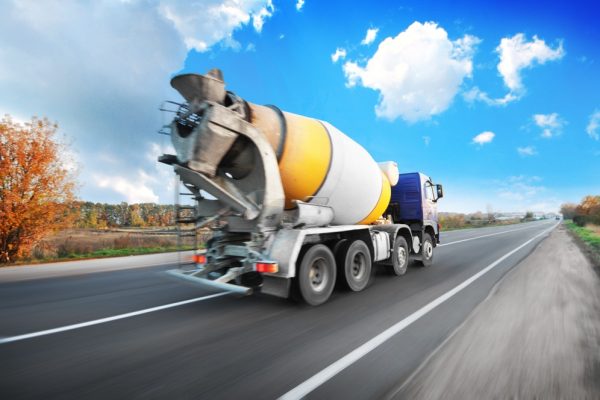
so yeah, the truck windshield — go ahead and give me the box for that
[424,182,436,201]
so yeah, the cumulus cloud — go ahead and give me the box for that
[159,0,274,51]
[533,112,564,138]
[296,0,305,11]
[587,110,600,141]
[497,34,564,92]
[517,146,537,156]
[466,33,564,106]
[472,131,495,145]
[95,171,160,204]
[0,0,275,204]
[343,22,480,122]
[361,28,379,45]
[331,48,347,63]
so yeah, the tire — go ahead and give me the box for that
[391,235,409,276]
[337,240,372,292]
[298,244,336,305]
[415,233,434,267]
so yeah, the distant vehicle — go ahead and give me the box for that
[556,216,560,220]
[159,68,443,305]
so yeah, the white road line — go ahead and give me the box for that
[439,222,552,247]
[279,223,559,400]
[0,292,229,345]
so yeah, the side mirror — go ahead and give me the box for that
[436,184,444,199]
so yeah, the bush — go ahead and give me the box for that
[574,215,600,227]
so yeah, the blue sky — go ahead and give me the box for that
[1,0,598,213]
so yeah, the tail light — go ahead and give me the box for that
[255,262,278,273]
[192,253,207,265]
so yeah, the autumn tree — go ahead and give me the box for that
[0,116,76,263]
[576,195,600,216]
[560,203,578,219]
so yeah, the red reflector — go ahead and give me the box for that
[255,262,278,273]
[193,254,206,264]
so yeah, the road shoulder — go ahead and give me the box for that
[0,251,193,283]
[394,225,600,399]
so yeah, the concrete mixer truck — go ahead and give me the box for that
[159,69,443,305]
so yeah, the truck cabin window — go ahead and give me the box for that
[424,182,437,201]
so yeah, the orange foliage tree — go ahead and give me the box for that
[576,195,600,216]
[0,116,76,263]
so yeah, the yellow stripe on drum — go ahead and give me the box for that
[357,173,391,225]
[279,112,332,209]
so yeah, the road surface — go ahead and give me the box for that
[0,220,557,399]
[394,224,600,399]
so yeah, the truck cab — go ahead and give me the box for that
[386,173,444,259]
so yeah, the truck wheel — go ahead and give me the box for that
[391,236,409,276]
[298,244,336,306]
[415,233,434,267]
[337,240,371,292]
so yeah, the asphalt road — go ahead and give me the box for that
[0,220,557,399]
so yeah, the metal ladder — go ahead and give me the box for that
[174,176,200,268]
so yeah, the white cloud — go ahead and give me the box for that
[497,175,545,202]
[463,87,518,106]
[95,171,160,203]
[472,131,495,145]
[0,1,276,204]
[343,22,480,122]
[361,28,379,45]
[586,110,600,141]
[466,33,564,106]
[296,0,305,11]
[147,142,176,163]
[159,0,274,51]
[251,0,274,32]
[0,1,186,203]
[331,48,347,63]
[497,34,564,93]
[517,146,537,156]
[533,112,564,138]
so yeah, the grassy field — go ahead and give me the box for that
[440,218,527,231]
[12,228,207,265]
[565,221,600,251]
[565,221,600,269]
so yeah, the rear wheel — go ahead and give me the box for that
[391,236,409,276]
[415,233,434,267]
[298,244,336,305]
[337,240,371,291]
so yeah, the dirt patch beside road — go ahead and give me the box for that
[395,225,600,399]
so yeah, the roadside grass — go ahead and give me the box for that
[18,245,196,265]
[441,219,529,232]
[565,221,600,251]
[565,221,600,270]
[5,228,208,266]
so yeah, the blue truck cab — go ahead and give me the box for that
[386,172,443,248]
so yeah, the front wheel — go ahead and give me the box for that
[415,233,434,267]
[298,244,336,306]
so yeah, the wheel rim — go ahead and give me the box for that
[351,252,367,280]
[309,257,328,292]
[396,246,407,267]
[424,241,433,259]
